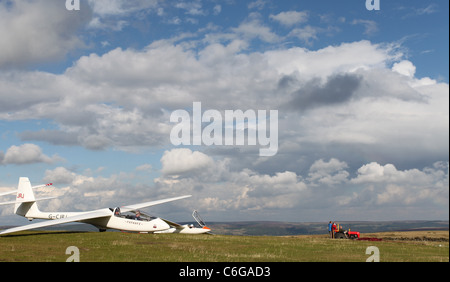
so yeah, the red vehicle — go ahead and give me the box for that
[333,223,360,239]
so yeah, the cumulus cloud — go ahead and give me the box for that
[308,158,349,186]
[152,150,448,221]
[283,73,362,111]
[344,161,449,216]
[161,148,214,176]
[265,40,399,80]
[41,167,141,212]
[0,0,90,68]
[2,149,446,221]
[392,60,416,77]
[1,143,62,165]
[43,167,86,185]
[0,37,447,171]
[0,3,448,222]
[155,151,307,216]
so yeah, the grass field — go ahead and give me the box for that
[0,230,448,262]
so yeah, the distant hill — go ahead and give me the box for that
[205,220,449,236]
[2,220,447,236]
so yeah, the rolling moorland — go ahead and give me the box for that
[0,229,447,263]
[1,219,448,235]
[0,220,447,263]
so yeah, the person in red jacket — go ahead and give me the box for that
[331,222,337,238]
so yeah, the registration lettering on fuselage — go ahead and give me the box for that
[48,214,67,219]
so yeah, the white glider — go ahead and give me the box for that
[155,210,211,234]
[0,177,191,235]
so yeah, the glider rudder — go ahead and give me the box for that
[14,177,41,220]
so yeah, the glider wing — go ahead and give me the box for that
[0,209,112,235]
[120,195,191,213]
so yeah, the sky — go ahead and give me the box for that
[0,0,448,225]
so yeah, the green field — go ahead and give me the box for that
[0,230,448,262]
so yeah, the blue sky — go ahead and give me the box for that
[0,0,448,225]
[39,0,449,80]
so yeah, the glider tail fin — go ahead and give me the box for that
[14,177,41,219]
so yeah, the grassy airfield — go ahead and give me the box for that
[0,230,448,262]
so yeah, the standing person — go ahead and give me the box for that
[331,222,337,238]
[328,221,333,238]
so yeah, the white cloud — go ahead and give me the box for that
[1,143,62,165]
[85,0,159,30]
[0,0,89,67]
[265,40,397,80]
[308,158,349,185]
[174,0,205,16]
[44,167,79,184]
[152,150,448,221]
[87,0,158,16]
[232,13,281,43]
[351,162,398,183]
[248,0,268,10]
[288,25,322,45]
[1,38,447,170]
[40,167,150,212]
[392,60,416,77]
[0,8,448,222]
[2,149,446,221]
[160,148,214,176]
[347,161,449,209]
[269,11,309,26]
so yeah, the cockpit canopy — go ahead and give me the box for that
[109,207,155,221]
